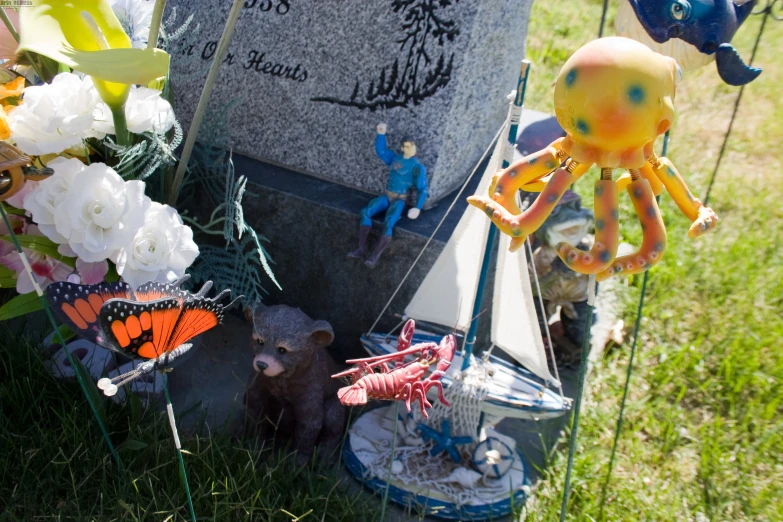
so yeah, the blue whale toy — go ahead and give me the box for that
[616,0,761,86]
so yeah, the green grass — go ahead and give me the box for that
[0,330,378,521]
[522,1,783,521]
[2,2,782,521]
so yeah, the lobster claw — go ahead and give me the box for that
[432,334,456,378]
[398,319,416,352]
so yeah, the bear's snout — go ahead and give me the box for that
[253,353,285,377]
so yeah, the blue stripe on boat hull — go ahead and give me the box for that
[343,433,529,520]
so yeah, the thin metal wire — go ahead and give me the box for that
[598,0,610,37]
[366,124,505,336]
[559,274,596,522]
[0,205,123,470]
[162,373,197,522]
[704,5,771,205]
[597,130,669,515]
[598,268,649,517]
[525,237,564,397]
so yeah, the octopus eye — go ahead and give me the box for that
[670,1,690,21]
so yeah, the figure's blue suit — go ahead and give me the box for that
[360,135,429,236]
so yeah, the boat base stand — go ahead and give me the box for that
[342,405,532,521]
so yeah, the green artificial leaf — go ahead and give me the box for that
[0,235,77,267]
[0,292,43,321]
[1,203,26,216]
[105,262,120,282]
[49,323,75,346]
[0,265,17,289]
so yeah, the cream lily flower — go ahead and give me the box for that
[17,0,170,144]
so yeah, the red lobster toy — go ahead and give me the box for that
[332,320,456,417]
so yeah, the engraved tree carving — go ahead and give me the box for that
[312,0,461,110]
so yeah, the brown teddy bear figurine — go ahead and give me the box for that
[241,304,346,464]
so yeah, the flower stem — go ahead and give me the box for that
[148,0,167,50]
[111,106,132,147]
[0,9,19,41]
[168,0,244,206]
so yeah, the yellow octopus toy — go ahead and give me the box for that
[468,37,718,282]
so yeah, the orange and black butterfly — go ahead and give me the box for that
[46,276,241,360]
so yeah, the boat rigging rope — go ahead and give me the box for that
[526,237,565,397]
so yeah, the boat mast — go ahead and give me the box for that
[462,60,531,370]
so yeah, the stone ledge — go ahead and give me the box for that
[232,150,480,244]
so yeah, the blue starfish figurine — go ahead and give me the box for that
[417,419,473,463]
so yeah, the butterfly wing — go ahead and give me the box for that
[166,299,225,352]
[93,278,233,359]
[99,297,182,358]
[134,279,191,304]
[46,281,135,348]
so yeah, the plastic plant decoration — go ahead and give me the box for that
[17,0,170,144]
[468,37,719,282]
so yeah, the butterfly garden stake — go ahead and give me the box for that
[46,276,242,522]
[46,275,242,394]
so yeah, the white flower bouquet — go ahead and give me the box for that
[0,0,203,320]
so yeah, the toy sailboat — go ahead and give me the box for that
[342,61,573,520]
[359,64,571,425]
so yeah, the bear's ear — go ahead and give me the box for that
[248,301,267,326]
[309,319,334,347]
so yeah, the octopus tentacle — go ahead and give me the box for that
[520,173,552,193]
[557,177,620,274]
[597,178,666,282]
[647,154,718,238]
[468,160,589,249]
[488,138,566,215]
[615,162,664,196]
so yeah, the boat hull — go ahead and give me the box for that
[360,330,571,421]
[343,405,530,520]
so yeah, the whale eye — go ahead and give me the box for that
[670,0,691,21]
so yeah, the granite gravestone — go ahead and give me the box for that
[167,0,534,205]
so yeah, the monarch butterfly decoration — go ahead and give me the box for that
[45,275,242,396]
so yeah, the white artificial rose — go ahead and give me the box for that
[112,202,199,289]
[93,86,175,136]
[23,157,86,244]
[53,163,148,263]
[8,73,105,155]
[110,0,154,49]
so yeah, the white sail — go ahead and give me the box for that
[403,139,503,329]
[492,235,556,384]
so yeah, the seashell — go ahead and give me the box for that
[445,467,482,488]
